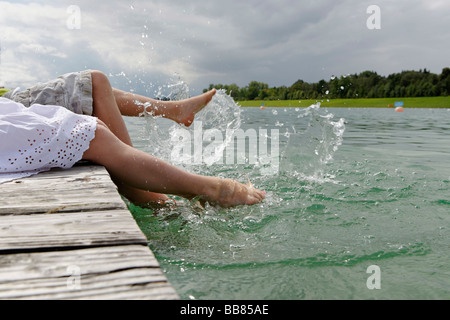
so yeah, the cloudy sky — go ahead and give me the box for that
[1,0,449,96]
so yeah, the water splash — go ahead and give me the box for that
[281,103,345,181]
[164,73,190,101]
[137,82,242,177]
[135,80,345,211]
[188,89,242,169]
[137,80,345,186]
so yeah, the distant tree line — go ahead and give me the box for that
[204,68,450,101]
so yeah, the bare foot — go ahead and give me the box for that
[174,89,216,127]
[202,178,265,208]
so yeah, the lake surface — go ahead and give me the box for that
[125,97,450,300]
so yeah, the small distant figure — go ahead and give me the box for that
[260,102,266,110]
[395,101,404,112]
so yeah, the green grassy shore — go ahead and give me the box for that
[239,96,450,108]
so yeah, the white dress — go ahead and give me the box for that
[0,97,97,184]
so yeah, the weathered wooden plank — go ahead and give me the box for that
[0,165,126,215]
[0,245,179,300]
[24,282,179,300]
[0,210,148,252]
[0,164,179,299]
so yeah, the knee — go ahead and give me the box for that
[86,119,109,147]
[93,120,114,141]
[96,119,108,130]
[82,120,117,163]
[91,70,111,88]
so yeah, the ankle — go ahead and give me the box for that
[197,176,222,201]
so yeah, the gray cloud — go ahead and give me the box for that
[1,0,449,95]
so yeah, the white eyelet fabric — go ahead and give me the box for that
[0,98,97,184]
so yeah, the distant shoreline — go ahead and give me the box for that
[239,96,450,108]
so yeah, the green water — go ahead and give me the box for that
[125,103,450,300]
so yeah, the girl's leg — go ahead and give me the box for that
[91,70,215,134]
[112,87,216,126]
[91,70,132,145]
[90,70,170,206]
[83,122,265,208]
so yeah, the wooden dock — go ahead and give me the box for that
[0,164,179,300]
